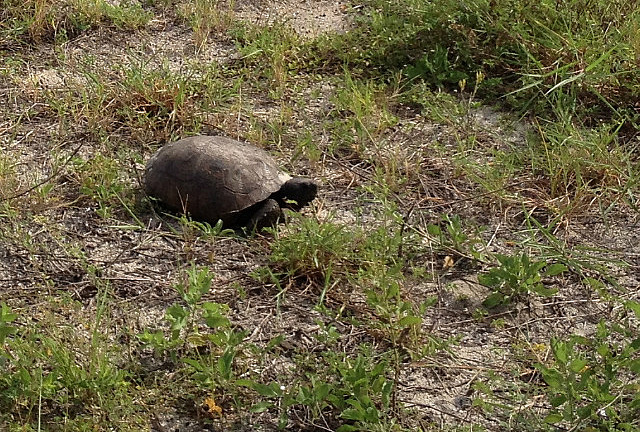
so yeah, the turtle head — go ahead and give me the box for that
[279,177,318,209]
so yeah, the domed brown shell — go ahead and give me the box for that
[144,135,291,224]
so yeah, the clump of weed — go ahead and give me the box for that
[233,23,308,98]
[535,318,640,431]
[323,0,639,123]
[178,0,235,50]
[327,71,399,157]
[45,59,235,146]
[266,217,359,283]
[71,153,135,219]
[111,63,203,143]
[0,0,151,44]
[478,252,566,308]
[530,118,639,209]
[264,211,416,292]
[0,302,141,428]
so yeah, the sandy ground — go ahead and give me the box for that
[1,1,638,431]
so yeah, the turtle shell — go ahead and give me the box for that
[144,135,291,224]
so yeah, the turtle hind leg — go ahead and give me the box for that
[244,199,282,231]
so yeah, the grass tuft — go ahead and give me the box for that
[0,0,151,44]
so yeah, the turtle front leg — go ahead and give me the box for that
[246,199,282,231]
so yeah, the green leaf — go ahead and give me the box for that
[371,361,386,377]
[236,379,282,397]
[397,315,422,328]
[381,380,393,408]
[336,425,360,432]
[478,273,499,287]
[202,302,230,328]
[235,379,256,388]
[540,368,563,388]
[217,350,234,380]
[204,314,230,329]
[549,394,567,407]
[532,285,558,297]
[552,340,568,364]
[583,277,605,290]
[482,292,506,308]
[544,263,567,276]
[0,303,17,323]
[426,224,441,236]
[495,254,511,266]
[266,334,285,350]
[625,300,640,318]
[252,382,282,397]
[577,405,593,419]
[340,407,365,421]
[182,357,204,371]
[250,401,272,413]
[314,382,331,401]
[166,304,188,329]
[596,343,610,358]
[544,412,564,423]
[0,324,17,345]
[569,358,588,373]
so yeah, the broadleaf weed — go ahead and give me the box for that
[479,252,565,308]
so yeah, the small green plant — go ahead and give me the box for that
[73,154,132,218]
[360,267,428,355]
[233,22,305,98]
[321,352,395,432]
[426,214,487,262]
[178,0,235,50]
[177,215,236,239]
[138,264,247,392]
[327,71,398,156]
[240,348,396,431]
[139,264,219,354]
[405,44,469,89]
[479,253,566,308]
[0,304,136,428]
[535,319,640,430]
[0,302,17,345]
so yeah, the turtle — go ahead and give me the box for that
[144,135,318,230]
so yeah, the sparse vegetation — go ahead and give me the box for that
[1,0,638,430]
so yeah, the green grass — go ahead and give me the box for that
[0,0,151,44]
[323,0,640,122]
[1,0,639,430]
[178,0,235,50]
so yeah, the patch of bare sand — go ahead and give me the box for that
[232,0,352,37]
